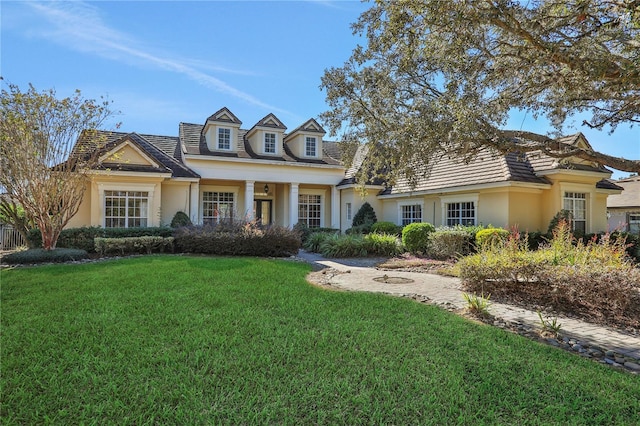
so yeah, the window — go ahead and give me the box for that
[401,204,422,225]
[628,213,640,234]
[264,132,276,154]
[104,191,148,228]
[346,202,352,221]
[217,128,231,150]
[446,202,476,226]
[299,194,322,228]
[203,192,235,224]
[305,136,317,157]
[563,192,587,234]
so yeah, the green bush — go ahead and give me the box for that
[363,233,403,256]
[319,234,368,258]
[27,226,174,252]
[2,248,89,265]
[345,224,373,235]
[174,223,301,257]
[426,228,473,259]
[352,202,377,227]
[95,236,175,256]
[303,232,333,253]
[371,221,402,236]
[170,211,192,228]
[459,222,640,326]
[401,222,435,254]
[475,227,509,251]
[547,210,574,235]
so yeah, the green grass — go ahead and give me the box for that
[2,256,639,425]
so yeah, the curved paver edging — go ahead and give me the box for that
[297,250,640,374]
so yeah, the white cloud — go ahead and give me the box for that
[23,1,290,115]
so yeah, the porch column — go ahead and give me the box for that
[331,185,340,229]
[189,182,200,224]
[245,180,255,221]
[289,182,299,227]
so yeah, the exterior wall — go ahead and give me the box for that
[477,192,509,228]
[284,133,323,160]
[66,181,93,229]
[108,144,153,165]
[608,208,640,233]
[160,181,193,226]
[507,190,544,232]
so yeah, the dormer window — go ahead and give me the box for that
[305,136,317,157]
[218,128,231,150]
[264,132,276,154]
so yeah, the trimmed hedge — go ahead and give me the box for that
[352,202,377,227]
[401,223,435,254]
[475,227,509,250]
[371,221,403,236]
[170,211,192,228]
[174,224,301,257]
[27,226,174,252]
[95,236,175,256]
[2,248,89,265]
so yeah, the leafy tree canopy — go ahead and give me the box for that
[321,0,640,186]
[0,82,116,249]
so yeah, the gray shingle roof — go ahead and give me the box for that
[73,130,200,178]
[607,177,640,208]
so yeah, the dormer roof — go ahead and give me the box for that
[284,118,325,141]
[204,107,242,126]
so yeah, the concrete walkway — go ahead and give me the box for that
[297,251,640,363]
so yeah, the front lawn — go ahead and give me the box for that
[2,256,638,424]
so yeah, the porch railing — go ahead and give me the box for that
[0,224,27,251]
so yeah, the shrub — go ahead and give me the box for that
[459,223,640,328]
[475,227,509,251]
[303,232,333,253]
[346,224,373,235]
[319,234,368,258]
[170,211,192,228]
[426,227,474,259]
[27,226,174,252]
[547,210,574,235]
[2,248,89,265]
[352,202,377,227]
[363,233,403,256]
[401,222,435,254]
[174,223,300,257]
[371,221,402,236]
[95,236,175,256]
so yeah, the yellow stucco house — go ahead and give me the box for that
[69,108,621,234]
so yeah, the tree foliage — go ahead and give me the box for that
[0,83,115,250]
[321,0,640,185]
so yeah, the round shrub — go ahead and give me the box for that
[2,248,89,265]
[401,222,435,254]
[170,211,192,228]
[475,227,509,250]
[371,221,402,236]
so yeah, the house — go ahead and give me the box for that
[607,176,640,234]
[68,108,621,234]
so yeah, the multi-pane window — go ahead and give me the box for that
[446,202,476,226]
[203,192,235,224]
[217,128,231,150]
[264,132,276,154]
[299,194,321,228]
[401,204,422,225]
[563,192,587,234]
[305,137,317,157]
[104,191,148,228]
[628,213,640,234]
[346,202,352,221]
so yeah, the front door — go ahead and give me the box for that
[254,199,272,225]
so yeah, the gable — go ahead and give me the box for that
[99,140,161,168]
[206,107,242,125]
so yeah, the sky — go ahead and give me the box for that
[2,0,638,179]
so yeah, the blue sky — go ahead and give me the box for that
[2,0,638,179]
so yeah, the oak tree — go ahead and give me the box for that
[0,83,115,250]
[321,0,640,186]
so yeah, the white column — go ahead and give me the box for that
[289,183,299,227]
[190,182,200,224]
[331,185,340,229]
[245,180,255,221]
